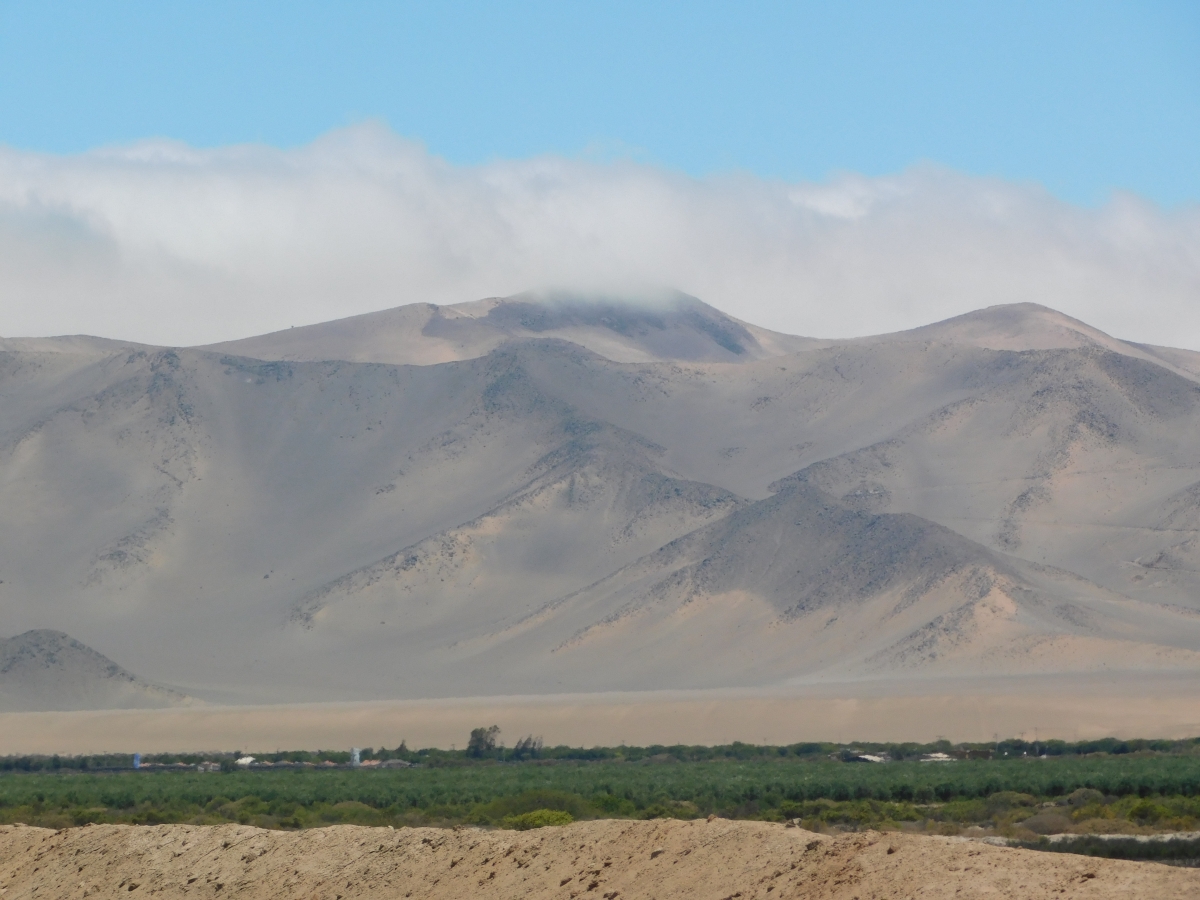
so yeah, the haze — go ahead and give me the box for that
[2,126,1199,349]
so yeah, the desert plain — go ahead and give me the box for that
[3,675,1200,756]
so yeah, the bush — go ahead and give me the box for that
[501,809,574,830]
[1019,811,1072,835]
[473,789,592,824]
[1128,800,1170,824]
[1065,788,1104,808]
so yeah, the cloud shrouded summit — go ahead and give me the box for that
[1,123,1198,348]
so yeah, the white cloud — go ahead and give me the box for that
[1,122,1198,348]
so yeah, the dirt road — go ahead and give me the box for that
[2,819,1196,899]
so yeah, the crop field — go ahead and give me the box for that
[4,738,1200,847]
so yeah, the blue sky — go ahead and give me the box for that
[0,1,1196,207]
[1,2,1198,347]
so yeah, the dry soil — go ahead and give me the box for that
[2,819,1197,899]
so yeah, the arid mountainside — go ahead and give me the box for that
[1,293,1199,704]
[2,820,1197,900]
[0,630,191,712]
[205,290,818,366]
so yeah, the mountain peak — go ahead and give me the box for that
[201,291,816,366]
[875,302,1123,352]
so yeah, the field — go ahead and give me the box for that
[4,738,1200,855]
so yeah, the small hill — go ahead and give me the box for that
[870,302,1200,382]
[875,302,1124,351]
[0,630,193,712]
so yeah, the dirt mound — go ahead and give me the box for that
[2,819,1197,899]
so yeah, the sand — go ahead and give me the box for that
[2,819,1197,899]
[2,678,1199,755]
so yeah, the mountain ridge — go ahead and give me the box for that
[1,293,1199,706]
[201,291,821,367]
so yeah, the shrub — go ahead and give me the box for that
[473,789,592,824]
[1019,811,1072,835]
[1128,800,1170,824]
[501,809,574,830]
[1065,788,1104,808]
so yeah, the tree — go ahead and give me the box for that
[467,725,501,758]
[510,735,543,760]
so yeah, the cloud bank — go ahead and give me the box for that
[1,123,1198,348]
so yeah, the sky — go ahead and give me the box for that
[0,1,1197,345]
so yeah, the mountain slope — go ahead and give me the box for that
[867,302,1200,384]
[2,296,1200,704]
[774,346,1200,604]
[289,426,744,641]
[422,483,1200,694]
[0,630,192,712]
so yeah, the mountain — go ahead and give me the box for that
[0,630,193,712]
[204,290,818,366]
[862,302,1200,382]
[1,293,1199,705]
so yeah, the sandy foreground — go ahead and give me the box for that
[3,678,1200,755]
[2,819,1197,900]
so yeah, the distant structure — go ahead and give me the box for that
[350,748,361,767]
[133,753,141,770]
[920,752,954,763]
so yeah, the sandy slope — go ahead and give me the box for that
[3,295,1200,706]
[0,630,191,712]
[1,820,1196,899]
